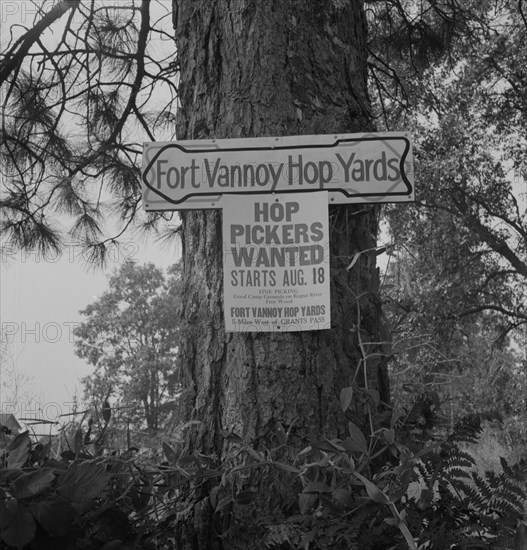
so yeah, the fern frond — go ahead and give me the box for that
[455,479,489,513]
[472,472,494,502]
[447,467,472,480]
[449,414,483,444]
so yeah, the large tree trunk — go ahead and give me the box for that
[172,1,389,547]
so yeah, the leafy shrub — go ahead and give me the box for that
[205,413,527,550]
[1,402,526,550]
[0,421,186,549]
[1,431,113,549]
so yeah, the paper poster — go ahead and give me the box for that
[223,192,330,332]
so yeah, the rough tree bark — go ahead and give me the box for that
[172,1,389,547]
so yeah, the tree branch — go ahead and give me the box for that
[455,304,527,322]
[0,0,81,87]
[460,209,527,279]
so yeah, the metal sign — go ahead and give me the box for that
[142,132,414,210]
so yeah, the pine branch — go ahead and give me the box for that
[66,0,151,180]
[0,0,81,87]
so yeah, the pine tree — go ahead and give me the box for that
[1,2,387,546]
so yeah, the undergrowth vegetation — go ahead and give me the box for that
[1,392,526,550]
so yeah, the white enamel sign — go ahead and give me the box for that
[142,133,414,210]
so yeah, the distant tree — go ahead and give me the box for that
[369,0,527,339]
[384,253,525,424]
[364,0,527,435]
[74,261,182,433]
